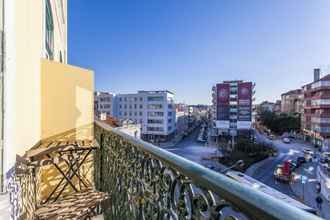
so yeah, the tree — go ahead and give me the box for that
[258,110,300,135]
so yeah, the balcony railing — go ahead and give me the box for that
[94,121,321,220]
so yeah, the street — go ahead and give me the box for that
[247,131,313,198]
[162,126,329,219]
[162,126,227,172]
[250,131,330,219]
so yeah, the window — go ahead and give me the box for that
[134,104,137,109]
[139,112,143,116]
[140,97,143,101]
[147,127,164,132]
[124,104,127,109]
[140,104,143,109]
[168,112,172,116]
[129,112,132,116]
[59,51,63,63]
[134,112,137,116]
[148,119,163,124]
[119,112,122,116]
[134,97,138,101]
[119,105,122,109]
[148,104,163,109]
[124,112,127,116]
[168,104,173,109]
[147,96,164,102]
[45,0,54,60]
[148,112,164,117]
[129,105,132,109]
[119,97,122,101]
[168,126,172,131]
[168,119,172,123]
[124,97,127,101]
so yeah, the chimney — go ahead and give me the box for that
[314,68,320,82]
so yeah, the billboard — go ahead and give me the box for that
[217,83,230,104]
[217,83,230,120]
[238,82,252,121]
[238,82,252,101]
[215,120,230,129]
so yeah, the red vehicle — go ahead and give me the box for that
[274,160,294,183]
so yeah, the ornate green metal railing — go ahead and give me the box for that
[94,121,322,220]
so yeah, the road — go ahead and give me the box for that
[249,131,314,198]
[162,126,226,172]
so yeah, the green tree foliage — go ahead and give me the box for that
[259,110,300,135]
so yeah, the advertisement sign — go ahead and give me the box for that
[217,83,230,104]
[215,120,230,129]
[217,83,230,120]
[237,121,252,129]
[238,82,252,101]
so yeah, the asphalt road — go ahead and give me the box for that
[162,126,226,171]
[252,131,314,199]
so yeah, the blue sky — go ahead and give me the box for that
[68,0,330,104]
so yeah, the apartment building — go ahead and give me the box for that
[212,80,254,138]
[94,91,114,117]
[302,69,330,148]
[259,101,275,112]
[281,89,303,114]
[113,90,176,142]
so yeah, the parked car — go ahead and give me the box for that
[303,149,314,162]
[320,152,330,164]
[282,138,291,144]
[269,134,275,140]
[296,156,306,166]
[287,160,297,171]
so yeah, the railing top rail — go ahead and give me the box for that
[95,120,322,220]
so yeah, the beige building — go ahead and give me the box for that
[281,89,303,114]
[1,1,94,218]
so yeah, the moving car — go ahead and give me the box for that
[282,137,291,144]
[274,164,291,182]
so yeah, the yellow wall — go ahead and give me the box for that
[41,59,94,140]
[9,0,43,157]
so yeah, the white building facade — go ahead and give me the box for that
[113,91,176,142]
[94,92,115,117]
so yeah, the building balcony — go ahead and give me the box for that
[5,121,323,219]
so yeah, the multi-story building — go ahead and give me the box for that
[212,80,254,138]
[113,90,176,142]
[274,100,282,113]
[94,91,114,117]
[281,89,303,114]
[258,101,275,112]
[302,68,330,148]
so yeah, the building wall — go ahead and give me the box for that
[94,92,114,117]
[41,59,94,140]
[281,89,303,114]
[213,80,253,135]
[4,0,44,173]
[3,0,81,174]
[114,91,176,139]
